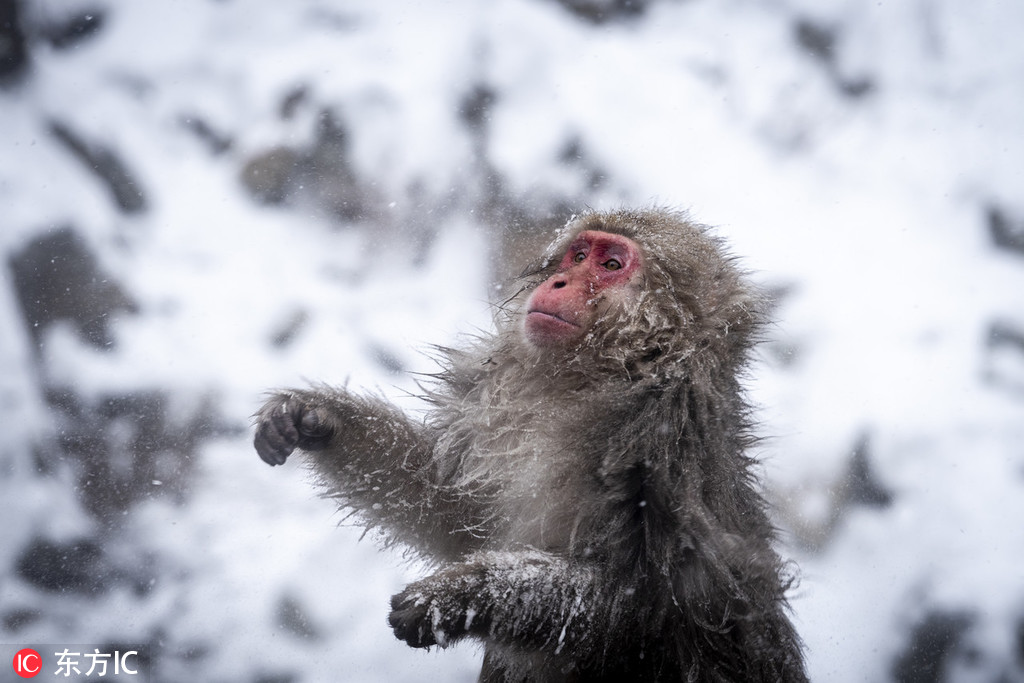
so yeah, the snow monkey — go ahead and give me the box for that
[253,208,808,682]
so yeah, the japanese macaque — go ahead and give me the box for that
[253,208,807,682]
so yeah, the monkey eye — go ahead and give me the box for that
[603,259,622,271]
[573,251,587,263]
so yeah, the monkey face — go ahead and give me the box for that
[523,230,643,348]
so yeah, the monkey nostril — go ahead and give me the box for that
[552,280,567,289]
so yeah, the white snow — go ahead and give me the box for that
[2,0,1022,681]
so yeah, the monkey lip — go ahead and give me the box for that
[524,310,583,346]
[526,310,579,328]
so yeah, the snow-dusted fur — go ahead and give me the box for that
[256,208,807,682]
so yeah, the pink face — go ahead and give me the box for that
[523,230,643,348]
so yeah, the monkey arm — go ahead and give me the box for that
[254,387,485,558]
[388,549,616,656]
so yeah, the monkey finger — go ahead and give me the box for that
[254,411,299,466]
[254,429,290,466]
[388,592,436,648]
[269,402,301,440]
[297,406,331,439]
[389,610,437,648]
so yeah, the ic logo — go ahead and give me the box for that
[13,648,41,678]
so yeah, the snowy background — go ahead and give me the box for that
[1,0,1023,681]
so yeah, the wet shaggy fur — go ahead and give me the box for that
[254,208,808,682]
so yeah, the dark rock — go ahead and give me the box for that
[794,18,836,65]
[1016,616,1024,667]
[306,108,365,221]
[16,538,110,595]
[793,18,875,100]
[984,320,1024,394]
[892,611,973,683]
[42,8,105,50]
[7,226,138,351]
[240,147,303,206]
[269,309,309,349]
[988,321,1024,352]
[987,204,1024,257]
[558,136,585,164]
[179,114,233,155]
[43,388,216,519]
[0,0,29,84]
[49,120,148,213]
[459,83,498,131]
[845,432,893,508]
[2,608,42,632]
[240,107,369,222]
[550,0,648,25]
[276,595,321,640]
[369,344,404,374]
[279,84,309,120]
[838,76,875,99]
[254,674,297,683]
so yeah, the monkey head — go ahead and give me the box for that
[523,230,644,348]
[515,210,765,382]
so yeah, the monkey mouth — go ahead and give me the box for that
[524,309,583,347]
[526,310,579,327]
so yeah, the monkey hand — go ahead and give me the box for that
[253,392,334,466]
[388,565,489,649]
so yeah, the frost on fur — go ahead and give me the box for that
[254,208,807,682]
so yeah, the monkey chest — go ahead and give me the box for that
[492,451,598,552]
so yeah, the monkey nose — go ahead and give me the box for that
[551,278,567,289]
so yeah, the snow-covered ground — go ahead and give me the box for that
[2,1,1022,681]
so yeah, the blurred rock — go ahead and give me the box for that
[892,610,974,683]
[550,0,649,24]
[794,18,836,66]
[269,309,309,349]
[276,594,321,640]
[0,0,28,84]
[836,75,874,99]
[45,387,217,520]
[983,320,1024,395]
[1017,617,1024,668]
[239,107,370,222]
[16,537,111,595]
[793,17,874,99]
[845,432,893,509]
[893,608,1024,682]
[241,147,303,206]
[2,608,41,633]
[254,674,297,683]
[179,114,233,156]
[279,84,309,120]
[49,119,148,214]
[774,430,893,551]
[368,343,404,375]
[459,82,498,133]
[987,204,1024,257]
[40,8,105,50]
[7,226,138,352]
[15,534,161,607]
[306,108,367,221]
